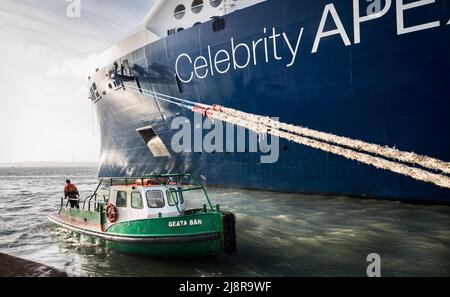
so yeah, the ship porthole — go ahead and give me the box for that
[210,0,222,8]
[174,4,186,20]
[191,0,204,14]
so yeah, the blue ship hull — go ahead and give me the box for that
[91,0,450,203]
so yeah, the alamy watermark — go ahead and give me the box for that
[366,253,381,277]
[66,0,81,18]
[367,0,382,15]
[170,113,280,164]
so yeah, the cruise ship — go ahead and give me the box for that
[88,0,450,203]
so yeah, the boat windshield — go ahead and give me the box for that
[166,187,184,206]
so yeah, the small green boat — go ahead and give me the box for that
[48,174,237,257]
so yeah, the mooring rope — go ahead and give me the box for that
[210,110,450,189]
[120,82,450,189]
[218,107,450,175]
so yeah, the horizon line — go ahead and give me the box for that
[0,161,98,168]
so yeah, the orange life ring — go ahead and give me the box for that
[105,204,118,223]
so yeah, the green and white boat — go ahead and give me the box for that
[48,174,237,257]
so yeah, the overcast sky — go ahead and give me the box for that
[0,0,155,163]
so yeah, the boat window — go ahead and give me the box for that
[167,188,184,206]
[174,4,186,19]
[116,191,127,208]
[210,0,222,8]
[166,190,178,206]
[146,191,165,208]
[193,22,202,26]
[131,192,143,209]
[177,27,185,32]
[191,0,203,14]
[177,187,185,204]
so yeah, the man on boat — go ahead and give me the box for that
[64,180,79,209]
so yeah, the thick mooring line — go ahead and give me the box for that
[219,107,450,175]
[211,110,450,189]
[122,83,450,189]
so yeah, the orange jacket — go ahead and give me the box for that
[64,183,79,197]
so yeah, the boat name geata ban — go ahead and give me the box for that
[168,219,203,228]
[175,0,449,83]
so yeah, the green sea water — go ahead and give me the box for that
[0,167,448,276]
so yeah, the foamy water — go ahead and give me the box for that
[0,167,448,276]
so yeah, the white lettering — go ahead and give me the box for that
[189,219,203,226]
[203,118,224,153]
[214,49,231,74]
[225,122,235,153]
[312,4,352,54]
[194,113,203,153]
[171,117,192,153]
[269,27,282,60]
[170,115,280,164]
[283,28,304,67]
[259,117,280,164]
[175,54,193,83]
[367,0,382,15]
[249,130,258,153]
[252,38,264,66]
[396,0,440,35]
[263,28,269,63]
[174,2,443,83]
[236,126,246,153]
[354,0,392,44]
[66,0,81,18]
[231,38,251,69]
[168,220,189,228]
[179,281,213,295]
[366,253,381,277]
[207,46,215,76]
[194,56,209,79]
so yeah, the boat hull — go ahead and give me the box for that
[48,210,230,257]
[91,0,450,203]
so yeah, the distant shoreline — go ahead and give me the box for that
[0,162,98,168]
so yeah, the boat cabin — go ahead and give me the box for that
[68,174,215,228]
[108,183,186,223]
[104,179,186,223]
